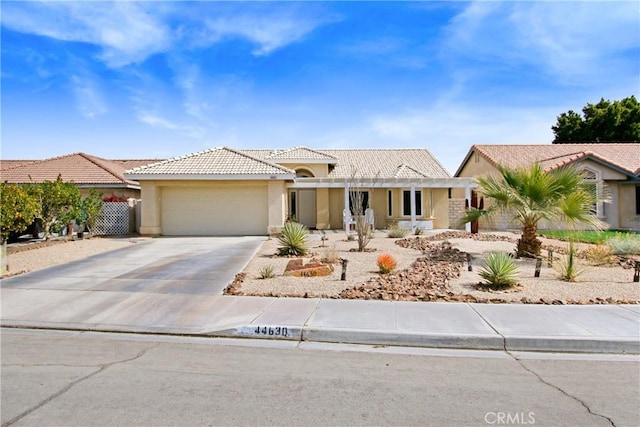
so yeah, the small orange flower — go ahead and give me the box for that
[377,253,397,274]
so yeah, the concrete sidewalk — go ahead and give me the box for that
[2,288,638,354]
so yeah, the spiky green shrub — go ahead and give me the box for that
[478,252,519,289]
[556,240,585,282]
[387,224,409,238]
[277,221,309,256]
[605,233,640,255]
[258,265,275,279]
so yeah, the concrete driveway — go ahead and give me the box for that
[1,237,265,295]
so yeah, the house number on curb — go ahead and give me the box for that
[254,326,289,337]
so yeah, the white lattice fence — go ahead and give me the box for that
[94,202,131,235]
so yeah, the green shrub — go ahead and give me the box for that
[414,227,424,236]
[277,221,309,256]
[387,224,409,238]
[258,265,275,279]
[605,233,640,255]
[556,240,585,282]
[478,252,519,289]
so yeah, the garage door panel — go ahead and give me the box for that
[161,186,268,236]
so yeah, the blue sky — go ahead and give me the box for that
[1,1,639,174]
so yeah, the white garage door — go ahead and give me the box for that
[161,185,268,236]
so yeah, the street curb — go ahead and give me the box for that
[3,321,639,354]
[301,327,504,350]
[503,335,640,354]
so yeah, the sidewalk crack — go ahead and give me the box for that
[468,304,507,351]
[508,352,617,427]
[1,343,159,427]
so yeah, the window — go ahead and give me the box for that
[295,168,314,178]
[402,189,422,216]
[349,190,369,215]
[289,191,297,219]
[636,186,640,215]
[387,190,393,217]
[581,167,602,217]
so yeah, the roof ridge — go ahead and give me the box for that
[266,146,338,160]
[126,147,221,173]
[393,164,428,178]
[78,153,129,184]
[224,147,295,173]
[0,159,40,171]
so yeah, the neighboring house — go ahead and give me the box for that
[124,146,476,236]
[0,152,160,199]
[454,144,640,231]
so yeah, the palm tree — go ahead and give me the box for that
[461,163,604,258]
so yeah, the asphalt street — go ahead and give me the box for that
[2,329,639,427]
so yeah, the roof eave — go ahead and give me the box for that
[124,173,296,181]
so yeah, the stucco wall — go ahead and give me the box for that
[278,163,328,178]
[619,184,640,231]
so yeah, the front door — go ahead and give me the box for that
[298,189,317,229]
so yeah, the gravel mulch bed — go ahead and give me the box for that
[227,230,640,304]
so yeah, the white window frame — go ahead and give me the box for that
[581,167,604,218]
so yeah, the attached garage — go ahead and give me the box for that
[161,184,268,236]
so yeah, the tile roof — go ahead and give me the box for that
[264,147,337,161]
[0,160,38,170]
[461,144,640,176]
[321,149,451,179]
[0,153,146,186]
[125,147,295,177]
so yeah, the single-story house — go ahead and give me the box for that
[453,143,640,231]
[1,152,160,199]
[124,146,477,236]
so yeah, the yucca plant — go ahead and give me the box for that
[556,240,585,282]
[377,253,397,274]
[478,252,519,289]
[277,221,309,256]
[258,265,276,279]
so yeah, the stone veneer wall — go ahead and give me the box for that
[448,198,467,230]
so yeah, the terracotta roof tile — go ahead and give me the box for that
[0,153,141,186]
[0,160,38,170]
[471,144,640,176]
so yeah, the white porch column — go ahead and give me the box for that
[464,185,472,232]
[344,183,350,234]
[410,185,416,230]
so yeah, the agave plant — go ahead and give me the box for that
[277,221,309,256]
[478,252,519,289]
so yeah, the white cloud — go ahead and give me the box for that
[367,104,556,173]
[198,4,342,56]
[1,2,340,66]
[70,74,107,118]
[443,1,640,82]
[1,1,171,67]
[137,110,205,139]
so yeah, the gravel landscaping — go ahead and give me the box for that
[226,230,640,304]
